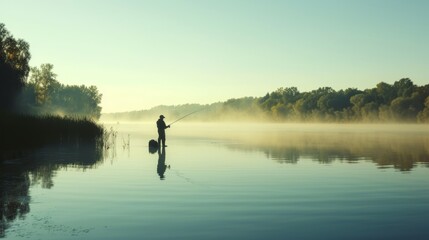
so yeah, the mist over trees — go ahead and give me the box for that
[103,79,429,123]
[0,23,102,120]
[257,78,429,122]
[17,64,102,119]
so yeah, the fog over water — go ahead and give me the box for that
[110,122,429,171]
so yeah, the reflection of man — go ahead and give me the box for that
[156,115,170,147]
[157,147,168,180]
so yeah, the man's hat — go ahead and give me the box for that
[160,115,165,119]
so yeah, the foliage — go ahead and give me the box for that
[0,23,31,111]
[103,79,429,123]
[1,23,102,119]
[255,78,428,122]
[17,64,102,120]
[28,63,58,104]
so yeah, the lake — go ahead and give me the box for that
[1,123,429,240]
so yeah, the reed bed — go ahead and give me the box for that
[0,112,104,150]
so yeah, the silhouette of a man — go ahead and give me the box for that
[157,115,170,147]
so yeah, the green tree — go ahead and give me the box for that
[393,78,414,97]
[23,63,103,119]
[29,64,58,104]
[0,23,31,111]
[350,89,379,121]
[376,82,396,104]
[390,96,416,121]
[56,85,102,119]
[417,96,429,122]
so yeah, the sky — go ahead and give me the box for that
[2,0,428,113]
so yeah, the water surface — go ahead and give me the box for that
[1,123,429,239]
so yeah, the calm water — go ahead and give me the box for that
[1,123,429,240]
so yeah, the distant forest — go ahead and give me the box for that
[103,78,429,123]
[0,23,102,119]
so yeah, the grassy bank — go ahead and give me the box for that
[0,112,104,151]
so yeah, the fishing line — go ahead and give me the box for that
[168,108,205,125]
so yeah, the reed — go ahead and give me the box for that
[0,112,104,151]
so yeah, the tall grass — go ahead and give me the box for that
[0,112,104,151]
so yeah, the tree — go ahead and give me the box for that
[22,63,103,120]
[376,82,396,104]
[271,103,293,120]
[0,23,31,111]
[417,96,429,122]
[390,97,416,121]
[29,64,58,104]
[393,78,414,97]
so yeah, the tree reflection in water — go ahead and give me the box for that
[224,131,429,171]
[0,166,30,238]
[0,141,106,238]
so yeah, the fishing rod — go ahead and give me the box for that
[168,108,204,126]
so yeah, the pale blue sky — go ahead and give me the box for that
[2,0,428,112]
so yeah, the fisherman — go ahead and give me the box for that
[156,115,170,147]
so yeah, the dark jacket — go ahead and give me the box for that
[157,119,167,134]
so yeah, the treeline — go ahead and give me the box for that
[257,78,429,122]
[16,64,102,119]
[1,22,104,150]
[103,78,429,123]
[1,23,102,120]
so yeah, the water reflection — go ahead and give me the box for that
[157,147,170,180]
[0,165,30,238]
[224,132,429,171]
[0,141,105,238]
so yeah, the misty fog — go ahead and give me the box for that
[106,122,429,172]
